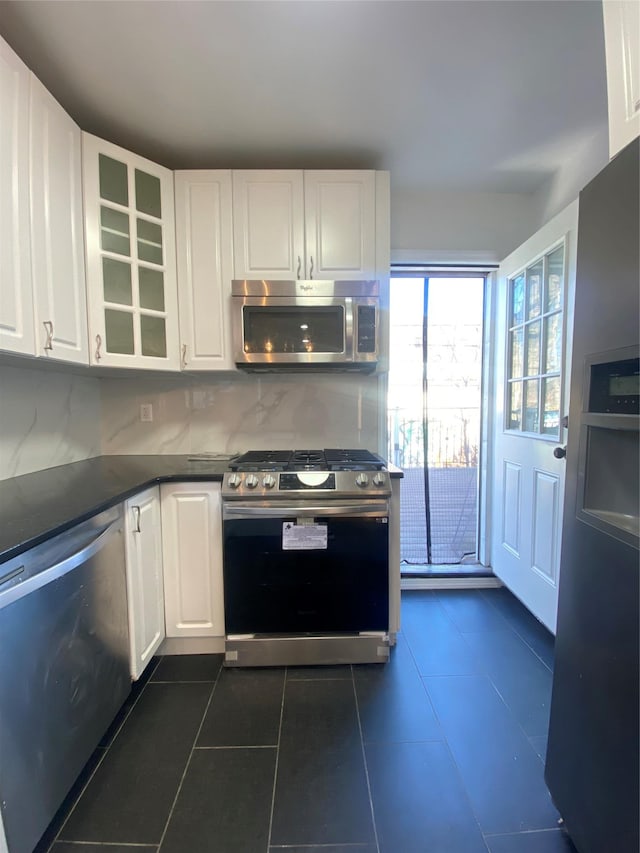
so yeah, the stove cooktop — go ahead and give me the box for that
[229,448,386,472]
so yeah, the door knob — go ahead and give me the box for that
[553,446,566,459]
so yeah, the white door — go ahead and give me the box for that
[30,76,88,364]
[490,200,578,633]
[0,37,35,356]
[125,487,165,680]
[161,482,225,638]
[232,170,305,279]
[304,171,376,279]
[174,170,234,370]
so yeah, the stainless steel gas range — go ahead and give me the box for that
[221,449,391,667]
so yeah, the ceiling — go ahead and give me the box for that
[0,0,608,195]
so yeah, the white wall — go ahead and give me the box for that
[530,126,609,230]
[390,188,537,264]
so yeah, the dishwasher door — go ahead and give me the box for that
[0,506,130,853]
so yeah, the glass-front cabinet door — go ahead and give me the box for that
[82,133,179,369]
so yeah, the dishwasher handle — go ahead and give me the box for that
[0,520,121,611]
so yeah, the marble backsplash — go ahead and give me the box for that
[0,363,102,480]
[0,363,382,481]
[100,371,382,457]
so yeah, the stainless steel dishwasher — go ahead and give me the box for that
[0,505,130,853]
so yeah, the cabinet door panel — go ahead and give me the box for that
[233,170,304,279]
[0,38,35,356]
[161,483,224,638]
[304,171,376,279]
[175,171,234,369]
[29,77,88,363]
[83,132,179,369]
[125,487,165,680]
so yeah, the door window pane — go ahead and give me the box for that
[545,246,564,312]
[510,273,525,326]
[139,267,165,311]
[135,169,162,217]
[524,379,539,432]
[105,309,134,354]
[103,258,132,305]
[510,328,524,378]
[99,155,128,206]
[542,377,561,436]
[525,320,541,376]
[508,381,523,430]
[140,314,167,357]
[526,261,543,320]
[543,313,562,373]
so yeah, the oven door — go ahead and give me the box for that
[222,501,389,634]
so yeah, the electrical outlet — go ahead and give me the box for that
[140,403,153,422]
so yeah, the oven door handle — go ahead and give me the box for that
[223,502,389,519]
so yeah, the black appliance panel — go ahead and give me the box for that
[223,516,389,634]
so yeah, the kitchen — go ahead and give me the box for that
[0,2,638,853]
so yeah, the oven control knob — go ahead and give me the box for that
[245,474,259,489]
[263,474,276,489]
[373,472,387,487]
[355,473,370,488]
[227,473,242,489]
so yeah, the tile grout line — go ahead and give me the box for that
[350,664,381,853]
[155,662,224,852]
[265,668,288,852]
[49,656,163,850]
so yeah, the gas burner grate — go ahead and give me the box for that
[324,448,385,470]
[229,450,292,471]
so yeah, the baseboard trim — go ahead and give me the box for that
[159,636,224,655]
[401,576,503,590]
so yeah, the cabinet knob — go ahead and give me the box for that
[553,446,566,459]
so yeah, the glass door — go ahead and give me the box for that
[388,275,484,569]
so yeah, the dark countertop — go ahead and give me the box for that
[0,455,231,565]
[0,454,403,565]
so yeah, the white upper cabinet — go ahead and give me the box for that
[232,170,305,279]
[29,77,88,363]
[82,132,179,369]
[603,0,640,158]
[304,171,376,279]
[232,170,378,281]
[0,37,35,356]
[174,170,235,370]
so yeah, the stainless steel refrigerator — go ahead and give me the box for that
[545,137,639,853]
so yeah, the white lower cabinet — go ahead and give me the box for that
[160,482,225,638]
[124,486,165,679]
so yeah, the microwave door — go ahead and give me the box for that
[236,297,349,365]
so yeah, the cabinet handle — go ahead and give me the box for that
[132,505,141,533]
[95,334,102,362]
[181,343,187,369]
[309,256,314,279]
[43,321,53,351]
[297,256,302,279]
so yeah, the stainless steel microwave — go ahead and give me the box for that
[231,280,379,372]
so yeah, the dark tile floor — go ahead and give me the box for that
[35,588,578,853]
